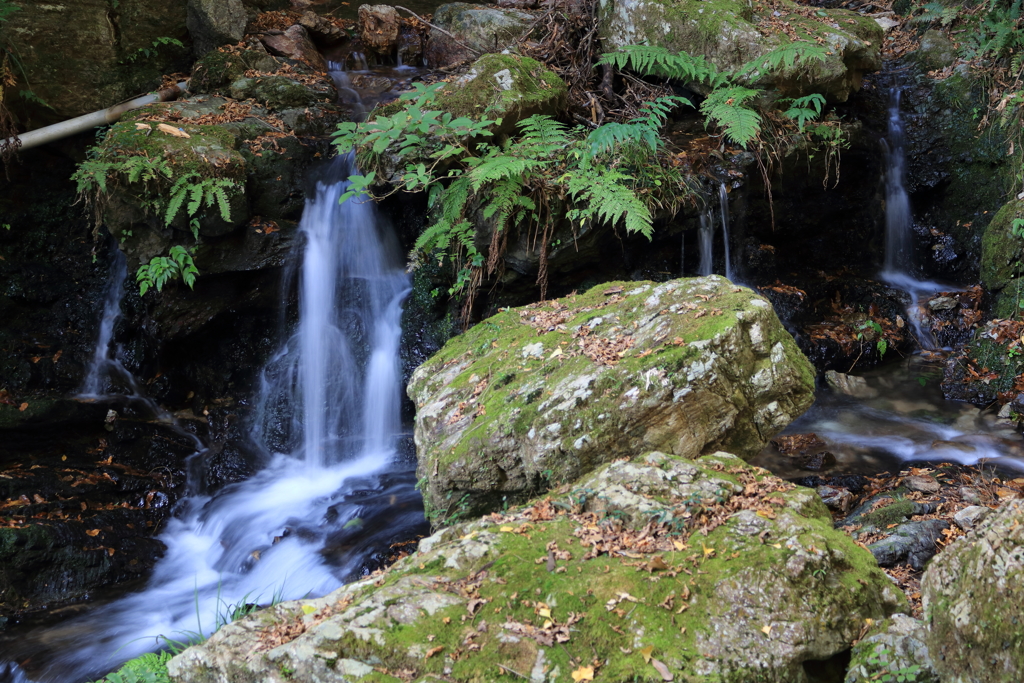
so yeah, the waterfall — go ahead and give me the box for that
[3,157,423,683]
[78,248,128,397]
[698,207,714,276]
[878,87,944,349]
[881,89,913,276]
[719,182,734,282]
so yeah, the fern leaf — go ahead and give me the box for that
[700,86,762,148]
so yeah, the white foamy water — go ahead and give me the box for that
[1,156,421,682]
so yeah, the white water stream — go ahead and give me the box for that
[1,157,419,682]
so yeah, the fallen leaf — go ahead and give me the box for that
[301,605,317,615]
[425,646,444,659]
[651,658,673,681]
[19,403,28,412]
[761,624,773,635]
[134,123,152,131]
[86,529,100,537]
[157,123,190,138]
[602,286,624,296]
[639,645,654,663]
[538,607,551,618]
[571,665,595,682]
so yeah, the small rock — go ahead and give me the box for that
[868,519,951,569]
[816,485,853,513]
[953,505,991,531]
[959,486,983,505]
[825,370,879,399]
[800,451,837,471]
[903,474,940,494]
[874,16,900,30]
[927,296,958,311]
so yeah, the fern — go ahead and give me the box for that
[782,93,827,131]
[700,86,762,147]
[598,45,726,87]
[736,42,829,79]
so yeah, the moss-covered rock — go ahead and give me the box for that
[189,48,285,94]
[409,275,815,525]
[845,614,938,683]
[425,3,539,67]
[940,319,1024,407]
[597,0,882,102]
[0,0,191,125]
[980,199,1024,318]
[168,452,905,683]
[229,75,333,110]
[921,498,1024,682]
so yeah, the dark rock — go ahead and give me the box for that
[913,29,957,72]
[867,519,950,569]
[187,0,247,57]
[299,11,347,45]
[843,493,936,529]
[792,474,871,493]
[800,451,837,471]
[260,25,327,71]
[358,5,401,57]
[1,1,190,125]
[903,473,940,494]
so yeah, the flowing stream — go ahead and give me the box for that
[0,158,426,682]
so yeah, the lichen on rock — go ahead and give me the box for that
[168,452,905,683]
[921,498,1024,682]
[409,275,815,525]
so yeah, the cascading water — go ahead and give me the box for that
[1,157,426,683]
[78,249,130,398]
[877,88,945,349]
[719,182,734,282]
[698,207,714,276]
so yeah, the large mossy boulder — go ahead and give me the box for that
[168,452,905,683]
[598,0,881,102]
[980,198,1024,318]
[409,276,815,524]
[425,3,538,68]
[921,498,1024,682]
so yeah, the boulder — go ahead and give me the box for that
[168,453,906,683]
[424,3,537,68]
[187,0,248,57]
[409,276,815,524]
[914,29,957,72]
[845,614,939,683]
[299,11,347,45]
[260,25,327,71]
[921,498,1024,682]
[358,5,401,56]
[597,0,882,102]
[0,0,190,125]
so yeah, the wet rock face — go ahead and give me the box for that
[1,0,191,127]
[168,452,905,683]
[0,404,195,618]
[187,0,247,57]
[409,276,815,525]
[921,498,1024,681]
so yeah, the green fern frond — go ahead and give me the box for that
[700,86,762,147]
[597,45,724,86]
[737,42,829,79]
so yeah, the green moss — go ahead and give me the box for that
[859,499,917,529]
[189,49,282,95]
[980,199,1024,314]
[373,54,567,126]
[225,455,904,683]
